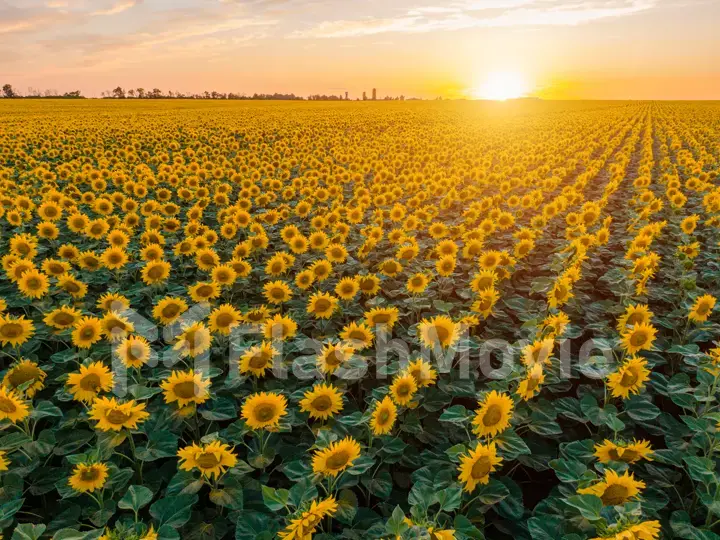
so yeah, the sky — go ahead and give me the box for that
[1,0,719,99]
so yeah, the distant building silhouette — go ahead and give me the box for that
[345,91,348,100]
[362,91,367,101]
[372,88,377,100]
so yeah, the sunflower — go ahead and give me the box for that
[307,292,339,319]
[17,269,49,299]
[516,363,545,401]
[471,287,500,319]
[0,315,35,347]
[97,293,130,313]
[616,303,654,331]
[594,439,654,464]
[241,392,288,430]
[240,341,277,377]
[195,248,220,270]
[188,281,221,303]
[405,359,437,389]
[358,274,381,296]
[263,314,297,341]
[44,306,82,330]
[312,436,361,477]
[364,307,399,329]
[76,251,101,271]
[263,280,293,305]
[0,387,29,423]
[294,269,315,290]
[209,304,242,335]
[689,294,716,323]
[370,395,397,435]
[174,322,212,358]
[521,338,555,367]
[101,247,128,270]
[317,342,355,375]
[417,315,459,349]
[335,277,360,300]
[57,273,88,299]
[339,321,374,350]
[591,520,661,540]
[211,264,237,286]
[141,260,171,285]
[390,373,418,406]
[89,397,149,431]
[66,362,114,403]
[279,496,338,539]
[578,469,645,506]
[115,336,152,368]
[2,359,46,397]
[620,323,657,354]
[309,259,332,281]
[299,383,344,420]
[152,297,188,325]
[68,462,109,493]
[472,390,514,438]
[161,370,211,407]
[0,450,9,471]
[548,276,573,308]
[101,311,135,341]
[406,273,430,294]
[458,441,503,492]
[178,441,238,479]
[607,357,650,398]
[70,316,103,349]
[435,254,456,277]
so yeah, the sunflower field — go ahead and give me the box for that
[0,99,719,540]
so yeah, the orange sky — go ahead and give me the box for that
[1,0,718,99]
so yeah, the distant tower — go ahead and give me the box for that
[362,91,367,101]
[345,91,348,100]
[372,88,377,100]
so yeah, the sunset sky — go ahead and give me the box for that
[1,0,718,100]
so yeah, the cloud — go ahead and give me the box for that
[92,0,141,16]
[290,0,657,38]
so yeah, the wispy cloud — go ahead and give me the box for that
[290,0,657,38]
[92,0,141,16]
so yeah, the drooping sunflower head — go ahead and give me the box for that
[241,391,288,431]
[2,359,46,398]
[594,439,654,464]
[606,357,650,399]
[689,294,716,323]
[577,469,645,506]
[522,338,555,367]
[616,303,653,331]
[406,358,438,388]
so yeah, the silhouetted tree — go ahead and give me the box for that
[136,88,145,98]
[2,84,16,98]
[112,86,125,98]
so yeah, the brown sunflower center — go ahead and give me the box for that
[196,451,221,469]
[482,404,503,427]
[325,350,344,367]
[254,404,277,423]
[326,450,350,469]
[7,366,40,386]
[106,409,132,425]
[1,323,23,338]
[65,281,82,293]
[0,396,18,413]
[81,327,97,339]
[311,395,333,412]
[620,369,639,387]
[80,468,101,481]
[162,304,180,318]
[630,332,647,347]
[147,265,165,279]
[626,313,645,325]
[173,381,200,399]
[215,313,235,328]
[54,312,76,326]
[248,353,269,369]
[396,383,411,397]
[433,325,450,343]
[600,484,629,506]
[79,373,102,391]
[314,299,331,312]
[471,455,492,479]
[608,448,638,462]
[196,285,213,297]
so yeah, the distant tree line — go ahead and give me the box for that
[2,83,418,101]
[2,84,84,99]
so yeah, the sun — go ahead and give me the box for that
[472,71,529,100]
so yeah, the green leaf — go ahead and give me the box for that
[495,430,531,460]
[0,498,24,529]
[549,459,587,483]
[474,478,510,505]
[624,396,660,421]
[150,494,198,528]
[30,400,63,420]
[136,431,179,462]
[439,405,470,425]
[385,505,409,536]
[261,485,289,512]
[235,511,277,540]
[683,456,717,485]
[118,485,154,513]
[564,494,603,521]
[12,523,47,540]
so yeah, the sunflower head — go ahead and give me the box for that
[299,383,344,420]
[241,392,288,430]
[69,462,109,493]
